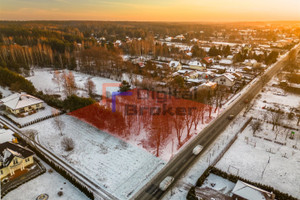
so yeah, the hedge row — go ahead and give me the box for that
[2,111,64,128]
[187,166,299,200]
[21,111,64,127]
[14,134,94,200]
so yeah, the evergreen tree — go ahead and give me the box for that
[119,80,131,92]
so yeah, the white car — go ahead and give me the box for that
[193,145,204,155]
[159,176,174,191]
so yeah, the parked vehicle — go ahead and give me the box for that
[227,114,235,120]
[192,145,204,155]
[159,176,174,191]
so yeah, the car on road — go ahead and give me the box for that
[227,114,235,120]
[159,176,174,191]
[243,98,249,103]
[192,145,204,155]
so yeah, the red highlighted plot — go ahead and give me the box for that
[68,88,220,161]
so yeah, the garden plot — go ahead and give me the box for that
[215,127,300,198]
[3,160,89,200]
[21,114,165,200]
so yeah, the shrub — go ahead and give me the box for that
[186,186,197,200]
[57,191,63,197]
[63,95,95,112]
[61,137,75,151]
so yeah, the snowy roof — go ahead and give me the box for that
[219,59,233,65]
[211,65,226,70]
[201,81,217,87]
[0,93,44,110]
[186,79,202,83]
[244,59,258,64]
[189,61,202,67]
[227,55,234,60]
[232,180,273,200]
[0,142,34,169]
[224,73,236,82]
[169,61,181,68]
[215,73,236,82]
[177,69,193,74]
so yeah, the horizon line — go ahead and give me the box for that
[1,19,300,24]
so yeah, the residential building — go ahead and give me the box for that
[0,142,34,180]
[189,61,206,71]
[0,93,44,116]
[214,73,236,87]
[169,61,182,71]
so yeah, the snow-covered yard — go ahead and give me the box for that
[200,173,235,196]
[215,127,300,198]
[22,114,166,200]
[0,86,12,98]
[0,127,14,143]
[3,160,89,200]
[27,68,121,99]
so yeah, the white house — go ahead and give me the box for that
[189,61,206,71]
[0,93,44,115]
[169,61,182,71]
[214,73,236,87]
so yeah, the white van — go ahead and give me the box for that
[159,176,174,191]
[192,145,203,155]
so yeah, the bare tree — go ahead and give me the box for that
[250,120,262,135]
[23,129,38,141]
[52,70,62,92]
[85,77,96,97]
[52,110,65,136]
[263,113,268,122]
[61,70,77,97]
[172,114,185,148]
[61,137,74,151]
[269,110,283,131]
[297,103,300,126]
[184,112,193,138]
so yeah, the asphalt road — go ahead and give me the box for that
[132,45,300,200]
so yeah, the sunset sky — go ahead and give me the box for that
[1,0,300,22]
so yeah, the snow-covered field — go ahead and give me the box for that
[0,86,12,98]
[3,160,90,200]
[22,114,165,200]
[27,68,121,99]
